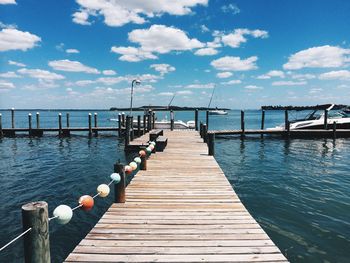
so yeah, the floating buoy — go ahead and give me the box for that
[134,157,141,164]
[110,173,121,183]
[125,165,133,175]
[150,141,156,146]
[149,144,155,150]
[146,147,152,154]
[139,150,146,157]
[129,161,138,171]
[97,184,110,197]
[53,205,73,225]
[79,195,94,211]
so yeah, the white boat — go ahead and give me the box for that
[208,86,228,115]
[268,104,350,130]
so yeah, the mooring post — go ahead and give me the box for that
[206,110,209,129]
[241,110,245,137]
[58,113,62,136]
[170,110,174,131]
[130,116,134,141]
[261,110,265,130]
[22,201,50,263]
[62,113,70,137]
[140,147,147,170]
[152,111,156,129]
[324,110,328,130]
[11,108,15,129]
[118,113,122,137]
[137,115,141,136]
[66,113,70,128]
[199,122,203,138]
[208,132,215,156]
[287,121,290,137]
[148,110,152,131]
[122,113,125,127]
[284,110,288,131]
[333,121,336,140]
[195,109,199,131]
[203,124,207,143]
[143,114,146,134]
[88,113,92,137]
[114,162,126,203]
[94,113,98,137]
[125,116,130,147]
[28,113,32,136]
[36,112,40,129]
[0,113,3,137]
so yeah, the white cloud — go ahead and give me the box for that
[0,28,41,51]
[0,80,15,89]
[185,83,215,89]
[177,90,193,95]
[73,0,208,27]
[74,80,95,86]
[221,28,268,48]
[272,80,307,86]
[319,70,350,80]
[216,72,232,78]
[194,47,218,56]
[96,77,126,85]
[283,45,350,70]
[290,73,316,80]
[111,25,204,61]
[221,80,242,85]
[221,3,240,14]
[211,56,258,71]
[257,70,285,79]
[8,60,26,67]
[150,64,175,75]
[200,24,210,33]
[23,79,59,90]
[48,59,100,74]
[245,85,263,90]
[103,70,117,76]
[66,48,80,54]
[309,88,323,94]
[0,71,21,78]
[18,68,65,80]
[0,0,16,5]
[158,92,174,96]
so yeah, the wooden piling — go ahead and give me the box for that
[152,111,156,129]
[113,163,126,203]
[28,113,32,136]
[137,115,141,136]
[203,124,207,143]
[241,110,245,137]
[118,114,122,137]
[324,110,328,130]
[62,113,70,137]
[94,113,98,137]
[122,113,125,127]
[66,113,70,128]
[0,113,3,137]
[125,116,130,147]
[208,132,215,156]
[140,148,147,170]
[333,121,337,140]
[88,113,92,137]
[261,110,265,138]
[143,114,146,134]
[58,113,62,136]
[195,109,198,131]
[286,121,290,137]
[206,110,209,129]
[199,122,203,138]
[284,110,288,130]
[22,201,50,263]
[130,116,134,141]
[11,108,15,129]
[36,112,40,129]
[147,111,152,131]
[170,110,174,131]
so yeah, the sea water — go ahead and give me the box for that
[0,110,349,262]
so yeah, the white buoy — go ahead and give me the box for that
[97,184,110,197]
[53,205,73,225]
[134,157,141,164]
[129,161,138,171]
[110,173,121,183]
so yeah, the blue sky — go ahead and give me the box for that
[1,0,350,109]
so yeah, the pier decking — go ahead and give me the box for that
[65,130,288,262]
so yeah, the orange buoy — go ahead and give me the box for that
[139,150,146,157]
[79,195,94,211]
[125,165,133,175]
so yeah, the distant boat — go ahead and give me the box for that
[208,86,228,115]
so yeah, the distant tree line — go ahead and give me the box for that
[261,104,349,110]
[110,106,230,111]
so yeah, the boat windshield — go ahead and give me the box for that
[304,110,323,120]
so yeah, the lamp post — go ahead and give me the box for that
[130,79,141,115]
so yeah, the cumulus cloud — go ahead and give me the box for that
[48,59,100,74]
[216,72,232,78]
[200,24,210,33]
[194,47,218,56]
[185,83,215,89]
[221,80,242,85]
[257,70,285,79]
[283,45,350,70]
[18,68,65,80]
[221,3,240,14]
[0,79,15,89]
[0,28,41,51]
[150,64,175,75]
[221,28,268,48]
[22,79,59,91]
[272,80,307,86]
[290,73,316,80]
[244,85,263,91]
[0,0,16,5]
[111,25,204,62]
[177,90,193,95]
[0,71,21,78]
[66,48,80,54]
[73,0,208,27]
[211,56,258,71]
[158,92,174,96]
[96,77,125,85]
[319,70,350,80]
[8,60,26,67]
[103,70,116,76]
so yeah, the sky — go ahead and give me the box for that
[1,0,350,109]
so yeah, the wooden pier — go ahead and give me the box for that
[65,130,288,262]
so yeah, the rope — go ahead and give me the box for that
[0,228,32,252]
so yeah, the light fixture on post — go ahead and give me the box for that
[130,79,141,115]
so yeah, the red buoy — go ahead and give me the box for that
[139,150,146,157]
[79,195,94,211]
[125,165,133,175]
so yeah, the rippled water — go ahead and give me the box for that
[0,110,349,262]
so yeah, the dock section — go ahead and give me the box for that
[65,130,288,262]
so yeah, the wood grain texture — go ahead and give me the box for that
[65,130,288,262]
